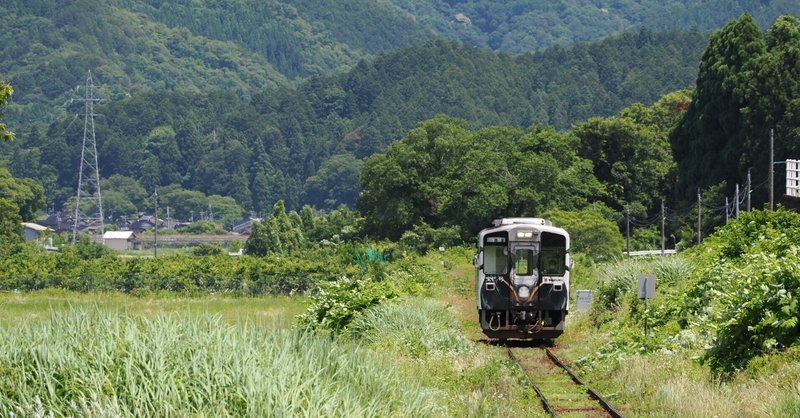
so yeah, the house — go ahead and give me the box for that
[103,231,140,251]
[129,219,155,233]
[21,222,52,242]
[39,213,72,233]
[232,217,263,235]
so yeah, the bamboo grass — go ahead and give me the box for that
[0,306,436,417]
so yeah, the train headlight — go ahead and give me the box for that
[518,286,530,300]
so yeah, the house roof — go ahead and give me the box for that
[103,231,134,240]
[21,222,52,232]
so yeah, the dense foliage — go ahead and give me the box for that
[3,0,796,127]
[672,14,800,205]
[0,241,359,296]
[585,210,800,377]
[1,30,707,216]
[544,208,625,263]
[358,116,604,240]
[0,82,12,141]
[0,167,45,242]
[388,0,799,54]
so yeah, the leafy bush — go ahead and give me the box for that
[176,220,227,235]
[701,249,800,374]
[191,243,224,257]
[297,276,398,332]
[0,248,354,296]
[591,210,800,375]
[678,210,800,373]
[399,223,463,254]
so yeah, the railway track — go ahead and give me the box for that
[507,346,624,417]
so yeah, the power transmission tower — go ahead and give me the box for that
[72,70,104,243]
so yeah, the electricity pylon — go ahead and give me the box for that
[72,70,104,243]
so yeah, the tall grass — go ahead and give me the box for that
[605,352,800,417]
[345,297,472,358]
[0,307,437,417]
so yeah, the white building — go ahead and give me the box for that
[21,222,52,242]
[103,231,138,251]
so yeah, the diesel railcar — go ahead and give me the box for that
[475,218,571,340]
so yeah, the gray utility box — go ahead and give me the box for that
[576,290,592,312]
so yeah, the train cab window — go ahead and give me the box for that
[514,249,536,276]
[540,249,566,275]
[540,232,567,276]
[483,245,508,275]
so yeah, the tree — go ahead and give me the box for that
[573,93,684,212]
[0,168,45,221]
[270,200,304,253]
[0,199,22,243]
[244,221,269,256]
[0,82,13,141]
[543,208,625,263]
[358,116,606,240]
[670,14,765,202]
[302,154,363,209]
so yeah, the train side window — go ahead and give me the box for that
[483,245,508,275]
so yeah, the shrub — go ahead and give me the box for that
[191,243,225,257]
[297,276,397,332]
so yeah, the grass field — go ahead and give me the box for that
[3,248,797,416]
[0,290,306,328]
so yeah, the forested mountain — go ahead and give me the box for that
[3,0,799,126]
[1,30,707,219]
[387,0,800,53]
[1,0,289,125]
[671,14,800,205]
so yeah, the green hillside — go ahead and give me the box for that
[3,0,799,126]
[1,29,707,217]
[387,0,800,53]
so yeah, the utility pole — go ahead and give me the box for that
[697,189,701,245]
[167,206,171,230]
[725,196,729,223]
[747,168,752,212]
[770,128,774,211]
[72,70,105,243]
[734,183,740,219]
[626,206,631,256]
[661,200,665,256]
[154,187,158,259]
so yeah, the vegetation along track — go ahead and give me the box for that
[507,345,624,417]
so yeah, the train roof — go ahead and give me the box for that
[478,218,570,241]
[491,218,552,227]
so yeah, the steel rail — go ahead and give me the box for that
[507,347,559,417]
[545,348,625,418]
